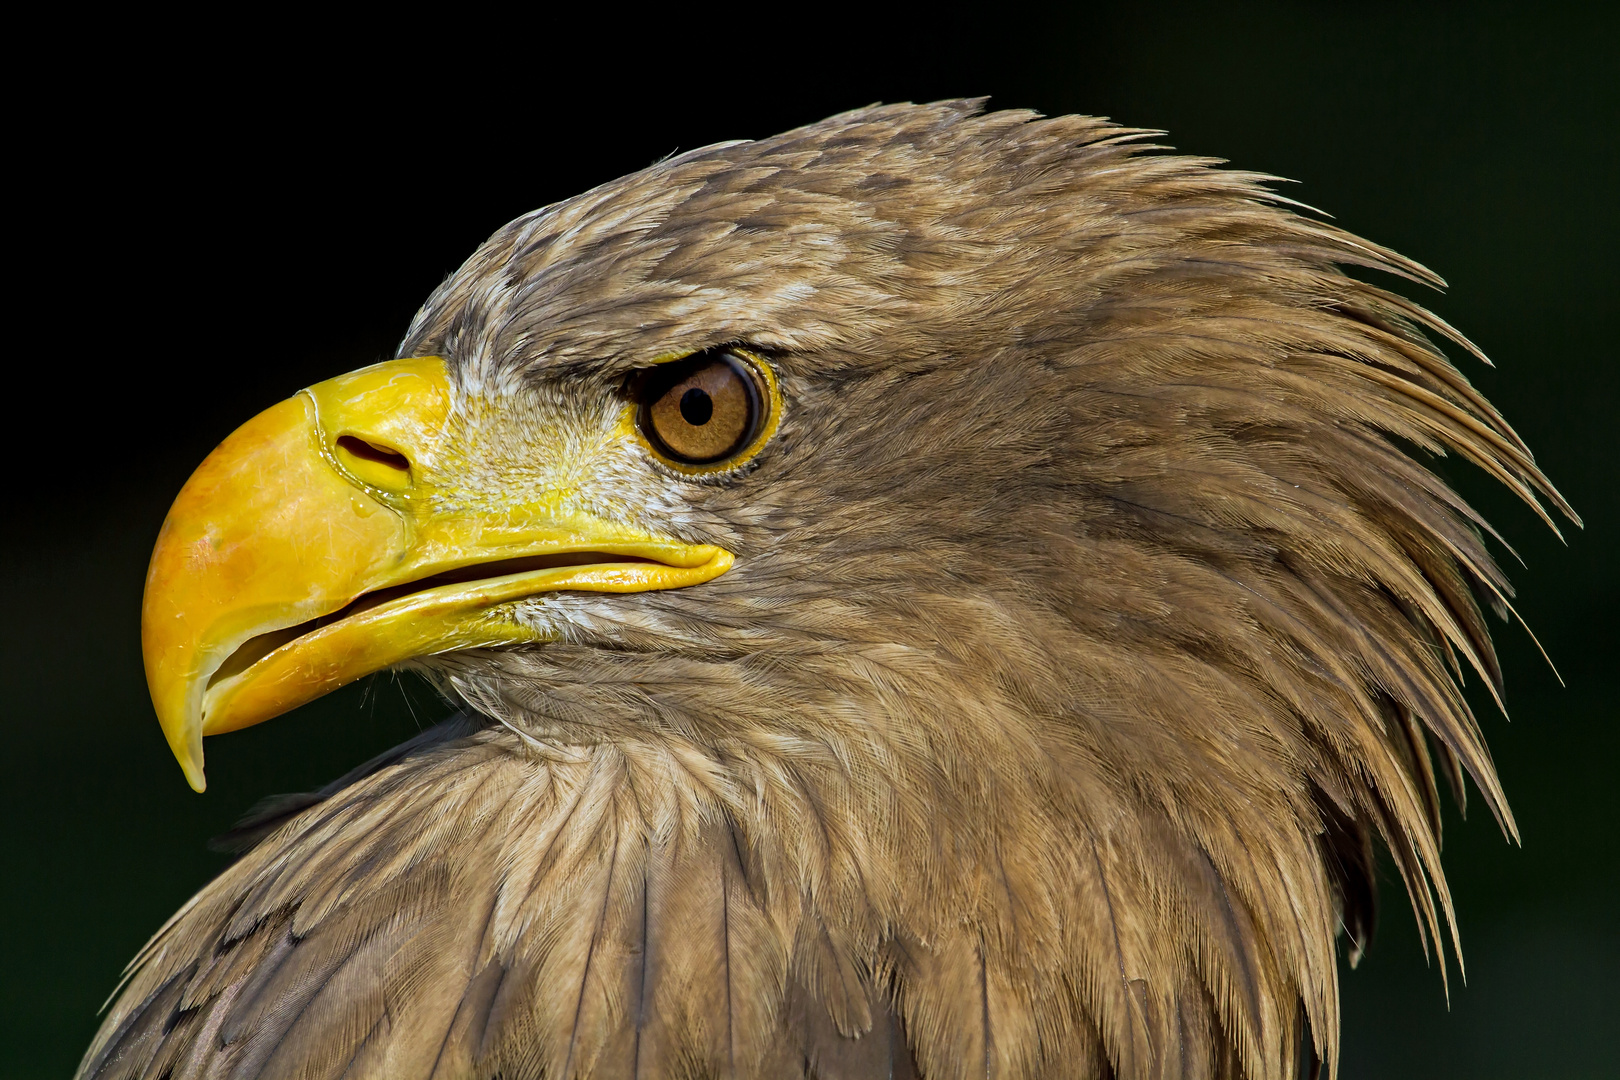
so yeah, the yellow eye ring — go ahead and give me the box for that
[631,348,781,474]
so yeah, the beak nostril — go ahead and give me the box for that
[336,435,410,471]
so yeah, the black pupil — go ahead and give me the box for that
[679,387,713,426]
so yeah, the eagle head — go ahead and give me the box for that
[90,102,1571,1080]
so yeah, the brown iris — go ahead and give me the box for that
[638,351,764,464]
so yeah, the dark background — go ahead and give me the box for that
[6,6,1615,1077]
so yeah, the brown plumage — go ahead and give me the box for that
[81,101,1573,1079]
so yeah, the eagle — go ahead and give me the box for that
[80,102,1573,1080]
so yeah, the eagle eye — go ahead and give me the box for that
[636,350,766,466]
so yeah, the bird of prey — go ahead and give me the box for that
[81,101,1573,1080]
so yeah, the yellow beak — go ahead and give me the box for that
[141,356,732,791]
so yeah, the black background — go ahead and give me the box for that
[6,6,1616,1076]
